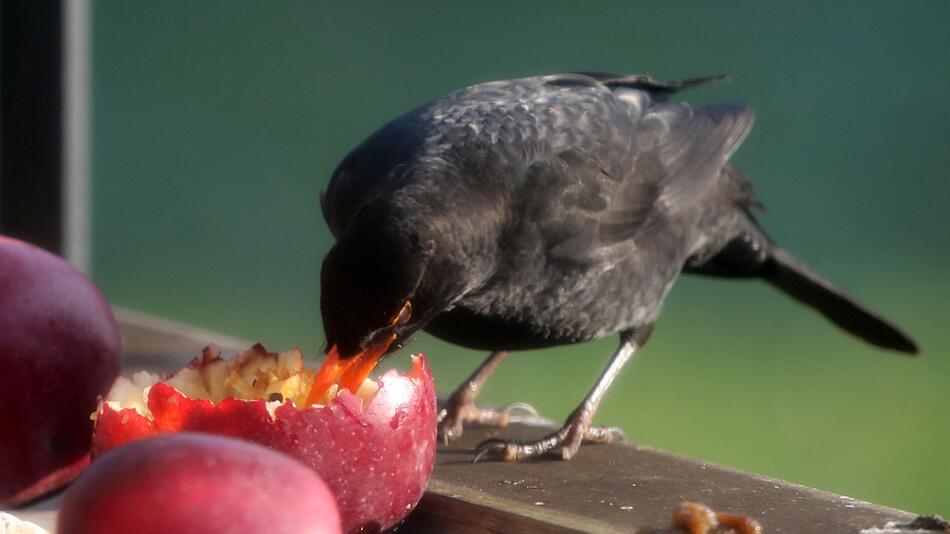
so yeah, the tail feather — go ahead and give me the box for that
[762,248,918,354]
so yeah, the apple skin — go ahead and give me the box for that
[94,355,437,534]
[0,236,122,506]
[58,433,341,534]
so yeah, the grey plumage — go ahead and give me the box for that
[321,72,916,358]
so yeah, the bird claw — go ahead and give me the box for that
[472,438,524,463]
[472,427,568,462]
[584,425,628,444]
[438,400,541,445]
[437,412,462,446]
[470,422,629,462]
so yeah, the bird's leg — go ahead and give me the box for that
[438,351,538,444]
[473,325,653,462]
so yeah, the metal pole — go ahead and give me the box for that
[1,0,91,272]
[63,0,93,272]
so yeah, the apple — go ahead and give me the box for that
[58,432,341,534]
[93,344,437,533]
[0,236,122,506]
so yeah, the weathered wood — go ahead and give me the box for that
[114,307,251,373]
[6,308,921,533]
[405,423,916,533]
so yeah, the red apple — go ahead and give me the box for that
[0,236,122,506]
[93,344,437,533]
[58,432,341,534]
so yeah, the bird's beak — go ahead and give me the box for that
[306,336,394,405]
[307,301,412,405]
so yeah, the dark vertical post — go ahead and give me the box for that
[0,1,66,253]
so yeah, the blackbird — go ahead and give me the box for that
[314,72,918,461]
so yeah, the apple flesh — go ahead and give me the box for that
[94,344,437,533]
[58,433,341,534]
[0,236,122,506]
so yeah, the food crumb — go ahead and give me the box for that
[672,502,762,534]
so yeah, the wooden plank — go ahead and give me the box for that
[5,309,924,533]
[114,307,252,373]
[406,422,917,533]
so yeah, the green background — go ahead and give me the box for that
[92,1,949,516]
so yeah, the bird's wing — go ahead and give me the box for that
[576,72,729,94]
[514,146,661,267]
[515,80,754,266]
[642,100,755,210]
[324,72,753,268]
[566,72,755,211]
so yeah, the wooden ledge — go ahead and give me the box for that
[6,308,921,533]
[406,419,915,533]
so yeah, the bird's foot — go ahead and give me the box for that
[438,400,538,445]
[472,328,650,462]
[472,412,626,462]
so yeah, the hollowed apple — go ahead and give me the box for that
[93,344,437,533]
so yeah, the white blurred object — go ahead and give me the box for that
[0,511,50,534]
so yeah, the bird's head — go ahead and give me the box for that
[310,207,443,402]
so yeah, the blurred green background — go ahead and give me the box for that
[92,1,949,516]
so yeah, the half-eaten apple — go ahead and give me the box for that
[93,344,437,533]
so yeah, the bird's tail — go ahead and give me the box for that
[761,248,918,354]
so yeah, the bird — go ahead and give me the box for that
[312,72,918,461]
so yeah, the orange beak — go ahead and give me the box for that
[305,344,350,405]
[306,301,411,406]
[305,334,396,406]
[337,333,396,391]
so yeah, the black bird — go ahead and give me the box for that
[315,72,918,461]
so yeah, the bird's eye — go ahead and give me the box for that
[391,300,412,326]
